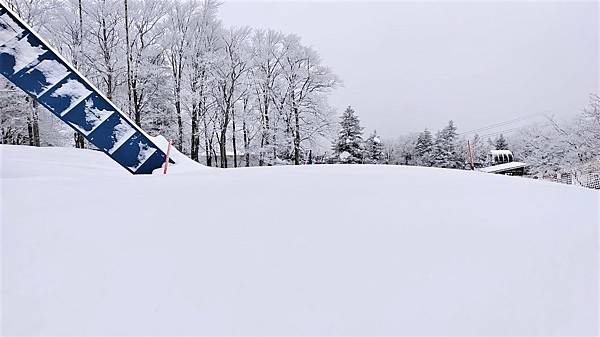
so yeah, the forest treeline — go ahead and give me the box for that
[1,0,339,167]
[330,95,599,181]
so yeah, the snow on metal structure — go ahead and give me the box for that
[0,4,170,174]
[480,161,527,174]
[489,150,514,164]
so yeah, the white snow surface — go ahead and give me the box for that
[1,144,599,336]
[0,34,45,73]
[108,119,136,154]
[480,161,528,173]
[151,135,212,175]
[30,59,69,96]
[75,98,113,136]
[0,13,23,46]
[0,24,18,46]
[51,79,92,115]
[490,149,513,156]
[128,141,156,172]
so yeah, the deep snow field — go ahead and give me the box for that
[1,144,599,336]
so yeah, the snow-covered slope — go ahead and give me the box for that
[1,145,598,336]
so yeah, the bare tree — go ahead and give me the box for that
[250,29,286,166]
[185,0,220,163]
[282,37,339,164]
[165,0,198,151]
[213,26,251,168]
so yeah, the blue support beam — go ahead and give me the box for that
[0,4,171,174]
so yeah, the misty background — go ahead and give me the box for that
[220,1,599,135]
[2,0,598,174]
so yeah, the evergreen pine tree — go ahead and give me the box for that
[494,134,509,150]
[414,129,434,166]
[365,130,384,164]
[432,120,462,168]
[332,106,364,163]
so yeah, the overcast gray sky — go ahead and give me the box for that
[219,1,598,137]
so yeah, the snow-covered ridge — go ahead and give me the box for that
[1,145,598,336]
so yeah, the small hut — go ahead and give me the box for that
[480,150,527,176]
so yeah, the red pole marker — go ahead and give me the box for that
[163,140,172,175]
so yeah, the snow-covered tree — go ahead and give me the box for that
[0,79,30,145]
[413,129,434,166]
[512,94,600,176]
[432,120,463,169]
[280,36,339,164]
[365,130,384,164]
[126,0,168,126]
[468,133,493,167]
[332,106,364,164]
[213,26,252,168]
[186,0,220,163]
[572,93,600,162]
[82,0,123,101]
[1,0,341,169]
[250,29,281,165]
[494,134,509,150]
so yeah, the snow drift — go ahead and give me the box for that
[1,145,598,336]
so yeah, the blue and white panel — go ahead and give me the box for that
[0,4,170,174]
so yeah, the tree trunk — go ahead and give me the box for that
[243,121,250,167]
[242,98,250,167]
[78,0,83,62]
[219,105,228,168]
[191,103,199,161]
[74,133,85,148]
[27,115,33,146]
[174,59,184,150]
[132,82,141,125]
[260,94,270,166]
[231,107,237,168]
[293,98,301,165]
[124,0,133,119]
[219,130,227,168]
[175,98,183,150]
[202,109,212,167]
[211,145,219,167]
[218,86,230,168]
[30,100,40,146]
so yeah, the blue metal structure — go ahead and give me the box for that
[0,4,171,174]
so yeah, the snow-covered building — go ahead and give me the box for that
[480,150,527,176]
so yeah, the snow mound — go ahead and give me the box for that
[0,144,127,178]
[150,135,212,174]
[1,145,598,336]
